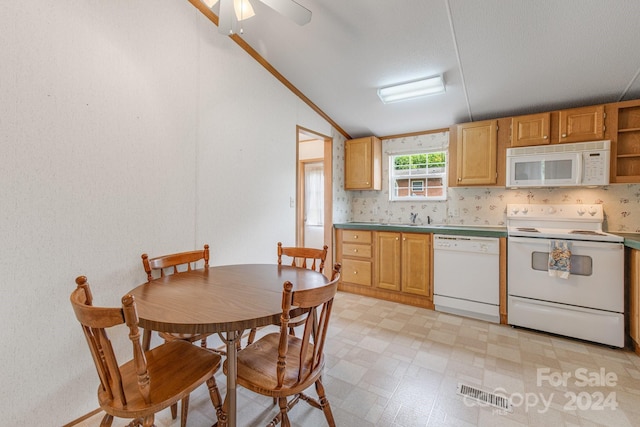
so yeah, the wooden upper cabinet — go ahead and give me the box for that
[612,100,640,183]
[511,112,550,147]
[344,136,382,190]
[454,120,498,185]
[558,105,604,143]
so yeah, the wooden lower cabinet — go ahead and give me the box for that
[337,229,373,287]
[401,233,431,297]
[629,248,640,354]
[336,228,433,309]
[376,232,401,291]
[376,232,431,297]
[376,232,431,296]
[342,258,372,287]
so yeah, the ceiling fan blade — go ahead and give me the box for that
[217,0,237,34]
[259,0,312,25]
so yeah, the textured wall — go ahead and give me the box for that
[0,1,339,425]
[347,133,640,233]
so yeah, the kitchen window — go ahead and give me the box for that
[389,151,447,201]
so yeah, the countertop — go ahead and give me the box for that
[335,223,640,248]
[614,233,640,250]
[334,222,507,238]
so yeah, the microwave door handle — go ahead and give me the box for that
[575,154,583,184]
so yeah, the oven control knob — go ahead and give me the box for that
[577,207,586,216]
[511,207,520,215]
[521,207,528,214]
[547,207,556,214]
[588,206,597,216]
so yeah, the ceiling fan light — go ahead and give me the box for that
[234,0,255,21]
[377,75,445,103]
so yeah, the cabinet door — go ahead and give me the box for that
[631,249,640,347]
[345,136,382,190]
[511,113,550,147]
[558,105,604,143]
[456,120,498,185]
[376,232,401,291]
[401,233,431,297]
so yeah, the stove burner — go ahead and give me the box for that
[517,227,539,232]
[569,230,606,236]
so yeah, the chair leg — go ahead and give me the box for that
[201,337,207,348]
[207,376,226,427]
[181,395,190,427]
[99,413,114,427]
[142,415,154,427]
[142,329,151,351]
[278,397,291,427]
[170,402,178,420]
[247,327,257,346]
[315,377,336,427]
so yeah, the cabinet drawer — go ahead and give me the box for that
[341,230,372,244]
[341,243,372,258]
[342,259,372,287]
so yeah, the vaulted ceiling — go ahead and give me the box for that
[194,0,640,139]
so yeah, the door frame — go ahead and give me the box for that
[296,126,333,266]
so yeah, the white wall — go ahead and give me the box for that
[0,1,341,424]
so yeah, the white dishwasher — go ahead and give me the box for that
[433,234,500,323]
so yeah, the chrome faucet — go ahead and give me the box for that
[410,213,418,224]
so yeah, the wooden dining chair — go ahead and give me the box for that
[223,264,342,427]
[246,242,329,346]
[277,242,328,273]
[141,244,213,350]
[70,276,225,427]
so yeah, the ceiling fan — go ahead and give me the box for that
[203,0,312,35]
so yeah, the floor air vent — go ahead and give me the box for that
[456,383,513,412]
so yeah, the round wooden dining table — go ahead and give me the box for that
[128,263,331,427]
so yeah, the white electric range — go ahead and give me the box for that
[506,203,624,347]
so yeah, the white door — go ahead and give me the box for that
[303,161,324,249]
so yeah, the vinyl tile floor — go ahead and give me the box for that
[76,292,640,427]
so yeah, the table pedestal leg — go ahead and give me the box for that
[223,331,238,427]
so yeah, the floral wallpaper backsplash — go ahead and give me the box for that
[340,132,640,233]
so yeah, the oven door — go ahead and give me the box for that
[507,236,623,312]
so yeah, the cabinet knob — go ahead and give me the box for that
[543,135,548,139]
[353,235,358,239]
[562,133,567,138]
[457,177,461,182]
[353,249,358,253]
[353,271,358,275]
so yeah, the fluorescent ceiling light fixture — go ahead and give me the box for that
[203,0,255,21]
[377,75,445,103]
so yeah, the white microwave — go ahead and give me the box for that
[506,140,610,188]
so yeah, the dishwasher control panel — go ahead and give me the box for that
[433,235,499,254]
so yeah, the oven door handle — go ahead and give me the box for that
[508,236,623,250]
